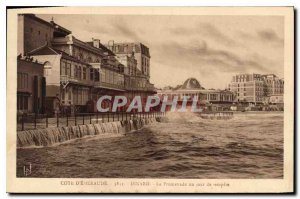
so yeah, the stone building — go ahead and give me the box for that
[228,73,284,104]
[107,41,151,80]
[261,74,284,96]
[17,56,46,114]
[28,45,95,113]
[51,35,126,112]
[116,53,156,111]
[18,14,156,113]
[18,14,71,55]
[18,14,126,113]
[108,41,156,111]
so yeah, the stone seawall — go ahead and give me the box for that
[17,117,160,148]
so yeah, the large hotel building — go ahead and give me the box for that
[228,73,284,104]
[17,14,156,114]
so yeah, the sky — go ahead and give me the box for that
[38,14,284,89]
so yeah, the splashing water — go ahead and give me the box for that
[17,112,283,178]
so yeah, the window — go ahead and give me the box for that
[19,96,24,110]
[17,73,28,89]
[38,30,41,35]
[95,69,100,82]
[30,27,33,33]
[79,53,83,61]
[78,66,82,79]
[83,67,86,80]
[61,90,65,103]
[109,71,113,84]
[211,94,217,100]
[17,95,28,110]
[25,74,28,88]
[74,65,78,78]
[22,74,26,88]
[73,88,78,104]
[100,69,105,82]
[104,69,110,83]
[61,61,66,75]
[17,73,21,88]
[78,89,82,104]
[68,89,72,101]
[66,63,71,77]
[44,68,51,76]
[22,96,26,109]
[90,68,94,81]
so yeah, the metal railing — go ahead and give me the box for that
[125,84,156,92]
[60,75,94,86]
[94,81,125,90]
[17,111,166,131]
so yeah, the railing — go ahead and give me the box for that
[94,81,125,90]
[60,75,94,86]
[126,86,154,92]
[125,83,156,92]
[17,111,166,131]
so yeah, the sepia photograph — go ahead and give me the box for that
[6,6,294,193]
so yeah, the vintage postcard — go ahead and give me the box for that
[7,7,294,193]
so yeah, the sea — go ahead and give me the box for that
[17,111,283,178]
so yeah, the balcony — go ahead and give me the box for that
[94,81,125,92]
[126,83,156,92]
[60,75,94,87]
[125,76,156,93]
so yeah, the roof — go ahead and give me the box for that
[21,14,72,35]
[17,56,44,66]
[86,41,115,56]
[181,78,205,90]
[21,14,53,27]
[72,37,107,56]
[28,44,90,66]
[50,20,72,35]
[106,42,151,58]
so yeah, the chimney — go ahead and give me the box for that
[108,40,114,51]
[92,38,100,48]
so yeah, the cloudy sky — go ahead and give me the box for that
[38,14,284,89]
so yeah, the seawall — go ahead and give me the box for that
[17,117,160,148]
